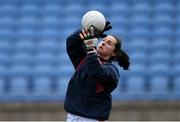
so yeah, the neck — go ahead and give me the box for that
[97,53,110,61]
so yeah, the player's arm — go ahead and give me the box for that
[86,53,119,90]
[67,21,112,69]
[66,29,87,69]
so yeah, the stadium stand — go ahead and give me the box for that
[0,0,179,101]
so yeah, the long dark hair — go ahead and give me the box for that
[110,35,130,70]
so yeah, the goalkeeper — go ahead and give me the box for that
[64,22,130,121]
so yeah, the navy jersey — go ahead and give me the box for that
[64,29,120,121]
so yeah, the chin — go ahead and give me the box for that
[97,50,106,57]
[97,49,103,55]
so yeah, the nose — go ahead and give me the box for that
[102,42,105,46]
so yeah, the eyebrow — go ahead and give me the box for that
[104,37,115,44]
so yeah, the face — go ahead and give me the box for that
[97,35,117,58]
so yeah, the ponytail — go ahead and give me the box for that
[110,35,130,70]
[116,50,130,70]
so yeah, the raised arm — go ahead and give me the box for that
[66,29,87,69]
[86,53,120,93]
[66,21,112,69]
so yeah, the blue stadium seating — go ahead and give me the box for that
[41,16,60,27]
[18,16,38,27]
[131,16,151,28]
[150,50,171,64]
[126,75,146,94]
[151,39,172,51]
[65,3,84,16]
[153,26,173,39]
[34,52,56,66]
[149,75,169,94]
[148,62,170,77]
[0,3,17,17]
[128,39,149,52]
[172,63,180,78]
[116,73,127,92]
[154,2,174,16]
[10,64,32,77]
[14,40,35,53]
[174,51,180,65]
[111,2,130,17]
[33,64,56,77]
[0,78,5,94]
[174,76,180,94]
[43,3,60,14]
[111,15,128,28]
[129,51,148,65]
[12,52,34,66]
[0,28,14,39]
[129,63,147,77]
[59,63,74,78]
[0,53,10,66]
[39,28,60,39]
[56,76,70,95]
[38,40,60,52]
[63,16,81,28]
[174,37,180,52]
[20,3,42,16]
[17,28,37,38]
[153,15,173,29]
[10,76,29,95]
[130,27,150,39]
[88,3,107,14]
[0,41,11,53]
[32,76,54,95]
[132,2,152,16]
[0,0,178,101]
[0,65,8,78]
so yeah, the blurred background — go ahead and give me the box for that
[0,0,180,121]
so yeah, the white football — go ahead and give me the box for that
[81,10,106,32]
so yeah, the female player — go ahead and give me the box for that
[64,22,130,121]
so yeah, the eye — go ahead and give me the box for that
[107,40,112,45]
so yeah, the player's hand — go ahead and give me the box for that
[95,21,112,38]
[79,27,98,53]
